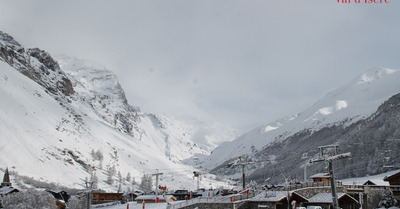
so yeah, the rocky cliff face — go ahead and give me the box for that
[0,31,73,97]
[57,56,141,136]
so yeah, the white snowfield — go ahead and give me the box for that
[0,54,227,191]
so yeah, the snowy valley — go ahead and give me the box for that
[1,30,400,209]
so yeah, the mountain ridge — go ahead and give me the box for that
[199,67,400,184]
[199,67,400,170]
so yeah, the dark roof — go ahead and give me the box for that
[384,172,400,182]
[363,180,377,185]
[46,189,71,202]
[46,189,68,194]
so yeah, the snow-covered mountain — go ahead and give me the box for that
[202,67,400,183]
[203,67,400,168]
[0,31,229,191]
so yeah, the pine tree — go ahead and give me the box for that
[91,171,99,189]
[126,172,131,183]
[140,174,153,193]
[118,171,122,183]
[106,165,116,185]
[378,189,398,208]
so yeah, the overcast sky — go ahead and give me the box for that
[1,0,399,130]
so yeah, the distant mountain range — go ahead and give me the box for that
[197,67,400,184]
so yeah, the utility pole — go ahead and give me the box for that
[193,171,202,190]
[152,169,163,196]
[279,168,290,209]
[302,153,308,182]
[85,179,94,209]
[233,155,254,190]
[310,145,351,209]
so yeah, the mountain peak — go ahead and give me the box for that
[356,67,397,85]
[0,32,74,97]
[0,31,21,47]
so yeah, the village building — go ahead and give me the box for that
[46,189,71,203]
[310,173,330,182]
[0,168,19,196]
[248,191,308,209]
[92,192,124,205]
[125,191,144,202]
[305,193,360,209]
[384,171,400,195]
[384,171,400,205]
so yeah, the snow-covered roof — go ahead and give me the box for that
[0,186,18,195]
[309,173,330,179]
[340,170,400,186]
[251,191,289,202]
[363,180,381,186]
[308,193,358,204]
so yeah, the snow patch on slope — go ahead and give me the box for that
[264,125,279,133]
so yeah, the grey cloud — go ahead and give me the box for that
[1,0,399,129]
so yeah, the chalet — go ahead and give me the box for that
[92,192,123,205]
[249,191,308,209]
[125,191,144,202]
[0,168,19,196]
[136,195,176,203]
[305,193,360,209]
[46,189,71,203]
[310,173,330,182]
[384,171,400,196]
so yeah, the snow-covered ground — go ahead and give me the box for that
[96,202,168,209]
